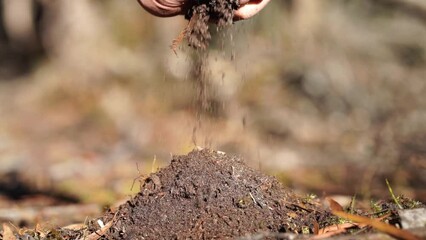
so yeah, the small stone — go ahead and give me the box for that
[399,208,426,229]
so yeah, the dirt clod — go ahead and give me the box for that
[96,149,325,239]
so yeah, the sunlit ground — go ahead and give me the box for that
[0,0,425,226]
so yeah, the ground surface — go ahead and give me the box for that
[0,0,426,235]
[2,149,425,240]
[95,149,326,239]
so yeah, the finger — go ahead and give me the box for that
[138,0,186,17]
[234,0,271,20]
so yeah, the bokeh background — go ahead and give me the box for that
[0,0,425,226]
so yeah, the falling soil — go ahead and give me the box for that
[171,0,242,138]
[93,149,327,239]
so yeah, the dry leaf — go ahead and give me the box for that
[326,197,344,212]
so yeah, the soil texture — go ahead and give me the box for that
[176,0,239,50]
[94,149,326,239]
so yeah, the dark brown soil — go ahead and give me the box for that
[94,149,327,239]
[183,0,239,50]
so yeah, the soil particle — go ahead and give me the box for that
[96,149,325,239]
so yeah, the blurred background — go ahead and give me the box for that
[0,0,425,227]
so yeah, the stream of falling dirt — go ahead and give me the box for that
[191,50,212,146]
[182,0,239,147]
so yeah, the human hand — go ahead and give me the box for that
[138,0,271,20]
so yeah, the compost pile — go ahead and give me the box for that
[93,149,325,239]
[177,0,239,50]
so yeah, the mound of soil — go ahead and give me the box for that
[95,149,326,239]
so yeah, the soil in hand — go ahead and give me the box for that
[95,149,326,239]
[173,0,239,50]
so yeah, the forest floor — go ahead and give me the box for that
[2,149,425,240]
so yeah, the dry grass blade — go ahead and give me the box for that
[332,210,422,240]
[2,223,17,240]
